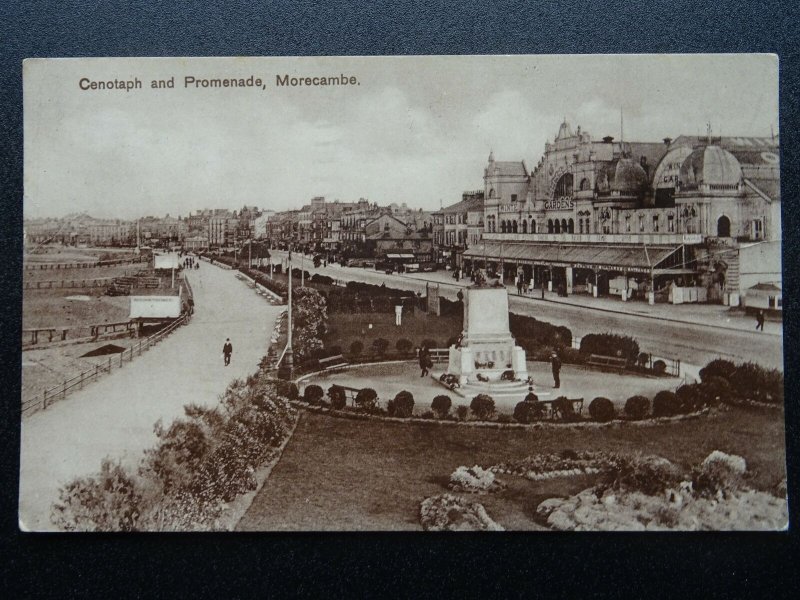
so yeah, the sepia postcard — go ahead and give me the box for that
[20,55,786,532]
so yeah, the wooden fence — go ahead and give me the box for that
[21,315,188,418]
[23,256,147,270]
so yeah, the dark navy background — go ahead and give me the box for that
[1,1,798,597]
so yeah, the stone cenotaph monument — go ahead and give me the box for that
[447,283,528,386]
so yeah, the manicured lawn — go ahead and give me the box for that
[237,405,787,531]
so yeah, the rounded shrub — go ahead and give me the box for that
[303,384,324,404]
[420,339,438,351]
[431,395,452,418]
[552,396,579,422]
[326,345,343,357]
[355,387,379,411]
[455,405,469,421]
[702,376,732,406]
[652,390,680,417]
[328,385,346,410]
[588,397,616,422]
[396,338,413,355]
[446,336,460,348]
[470,394,495,420]
[699,359,737,383]
[624,395,651,420]
[389,390,414,418]
[676,383,704,412]
[372,338,390,356]
[652,360,667,375]
[514,400,544,424]
[349,340,364,357]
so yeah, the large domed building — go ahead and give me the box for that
[464,119,781,308]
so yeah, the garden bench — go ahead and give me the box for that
[539,397,584,419]
[318,354,348,370]
[586,354,627,372]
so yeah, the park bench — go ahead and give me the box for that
[586,354,627,372]
[539,397,584,420]
[318,354,348,370]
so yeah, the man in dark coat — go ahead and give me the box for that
[551,351,561,388]
[223,338,233,366]
[756,310,765,331]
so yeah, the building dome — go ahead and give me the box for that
[679,146,742,187]
[611,158,648,193]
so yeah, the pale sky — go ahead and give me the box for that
[23,54,778,219]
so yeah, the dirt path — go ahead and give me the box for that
[19,263,283,531]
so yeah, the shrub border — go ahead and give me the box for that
[219,412,300,531]
[293,362,706,429]
[290,398,711,430]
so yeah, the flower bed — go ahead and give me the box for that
[419,493,504,531]
[449,465,506,494]
[533,451,788,531]
[51,373,298,531]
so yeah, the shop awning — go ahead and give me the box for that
[463,242,685,274]
[386,253,416,259]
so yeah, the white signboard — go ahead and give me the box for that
[129,295,181,319]
[154,253,180,270]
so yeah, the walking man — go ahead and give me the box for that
[419,346,431,377]
[756,310,765,331]
[222,338,233,366]
[551,351,561,389]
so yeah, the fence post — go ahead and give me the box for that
[108,355,112,373]
[42,389,47,410]
[62,379,67,400]
[79,371,84,389]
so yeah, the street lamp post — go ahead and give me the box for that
[279,246,294,380]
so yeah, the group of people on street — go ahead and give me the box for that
[182,255,199,270]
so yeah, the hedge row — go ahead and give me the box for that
[698,358,783,404]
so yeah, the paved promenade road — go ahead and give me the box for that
[19,263,282,531]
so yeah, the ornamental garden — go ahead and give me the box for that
[53,256,787,531]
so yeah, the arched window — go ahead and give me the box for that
[554,220,561,234]
[531,220,536,233]
[500,220,506,233]
[547,219,554,233]
[521,220,527,233]
[568,218,575,233]
[554,173,574,197]
[512,220,518,233]
[579,178,590,191]
[489,188,495,198]
[561,219,568,232]
[579,219,584,234]
[717,215,731,237]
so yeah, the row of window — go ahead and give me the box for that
[483,213,755,237]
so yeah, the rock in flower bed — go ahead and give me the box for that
[449,465,506,494]
[419,493,504,531]
[535,451,788,531]
[489,450,628,481]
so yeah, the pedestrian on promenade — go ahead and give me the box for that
[756,309,765,331]
[517,278,524,295]
[419,346,432,377]
[222,338,233,366]
[551,351,561,389]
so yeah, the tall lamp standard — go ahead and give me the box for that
[279,245,294,380]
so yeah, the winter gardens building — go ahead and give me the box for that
[462,120,781,310]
